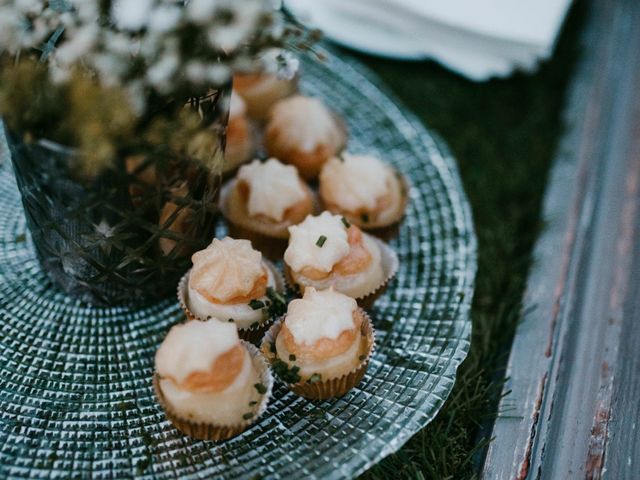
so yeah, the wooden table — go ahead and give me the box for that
[483,0,640,477]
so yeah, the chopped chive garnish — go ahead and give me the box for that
[341,216,351,228]
[265,287,287,318]
[360,213,369,223]
[316,235,327,247]
[272,359,301,383]
[289,354,296,362]
[254,383,267,394]
[242,412,253,420]
[249,401,257,406]
[308,373,322,384]
[249,299,264,310]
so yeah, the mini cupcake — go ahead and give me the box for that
[319,153,408,237]
[283,212,398,308]
[220,158,315,257]
[261,287,374,399]
[154,319,272,441]
[233,50,299,122]
[264,96,347,180]
[223,92,257,175]
[178,237,286,344]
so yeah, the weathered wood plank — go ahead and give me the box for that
[482,0,640,478]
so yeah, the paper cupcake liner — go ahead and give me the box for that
[320,175,410,241]
[219,179,318,259]
[177,259,285,344]
[154,341,273,441]
[284,236,399,309]
[261,309,375,400]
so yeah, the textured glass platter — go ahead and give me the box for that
[0,51,476,479]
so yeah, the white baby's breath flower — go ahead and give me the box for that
[185,61,208,83]
[91,52,129,86]
[149,6,182,33]
[1,0,299,118]
[187,0,219,24]
[206,63,231,85]
[147,52,180,92]
[69,0,99,22]
[126,80,146,115]
[15,0,44,15]
[111,0,154,31]
[104,32,135,56]
[48,58,72,84]
[54,24,98,65]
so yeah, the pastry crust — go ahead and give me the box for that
[264,96,347,179]
[182,238,285,332]
[276,288,362,379]
[233,72,298,122]
[319,154,408,229]
[155,326,273,439]
[155,320,263,425]
[284,213,392,299]
[222,180,314,238]
[189,237,267,304]
[261,309,375,400]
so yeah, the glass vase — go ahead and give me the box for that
[5,96,228,306]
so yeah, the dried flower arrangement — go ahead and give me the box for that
[0,0,319,304]
[0,0,318,177]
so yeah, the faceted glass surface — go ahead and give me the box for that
[0,50,476,479]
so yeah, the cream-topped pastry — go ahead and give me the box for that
[224,92,256,172]
[285,211,350,274]
[284,212,386,299]
[275,288,364,380]
[221,158,315,241]
[155,319,263,425]
[185,237,281,329]
[237,159,307,223]
[320,154,406,228]
[264,96,347,179]
[233,49,298,122]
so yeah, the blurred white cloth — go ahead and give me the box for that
[285,0,572,81]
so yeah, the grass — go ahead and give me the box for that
[352,4,585,479]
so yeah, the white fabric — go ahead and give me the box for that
[285,0,572,80]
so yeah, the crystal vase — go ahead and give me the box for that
[5,97,227,306]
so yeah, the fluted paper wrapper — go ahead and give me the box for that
[285,237,398,309]
[154,341,273,441]
[261,309,375,400]
[177,260,285,344]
